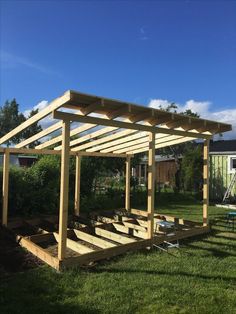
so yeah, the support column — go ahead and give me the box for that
[147,132,155,239]
[2,148,10,226]
[74,154,81,216]
[203,139,209,226]
[58,120,70,261]
[125,156,131,212]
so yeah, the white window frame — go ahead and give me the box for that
[228,155,236,174]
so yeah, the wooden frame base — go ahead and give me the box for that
[5,211,210,271]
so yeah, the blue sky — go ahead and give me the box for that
[0,0,236,137]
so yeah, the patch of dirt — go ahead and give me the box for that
[0,227,42,278]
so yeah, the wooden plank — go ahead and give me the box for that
[18,236,60,270]
[76,129,137,152]
[130,136,197,155]
[62,238,152,268]
[131,208,149,217]
[73,229,117,248]
[15,121,63,148]
[203,139,209,226]
[147,132,155,239]
[122,220,147,232]
[112,222,147,239]
[59,126,117,150]
[2,148,10,226]
[52,110,212,140]
[125,156,131,211]
[74,155,81,216]
[54,232,94,254]
[58,120,70,260]
[95,227,136,244]
[81,100,104,115]
[7,147,128,158]
[8,147,76,156]
[106,104,131,120]
[36,123,96,150]
[114,135,184,154]
[0,91,70,145]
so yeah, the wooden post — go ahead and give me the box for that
[74,154,81,216]
[203,139,209,226]
[2,148,10,226]
[147,132,155,239]
[125,156,131,212]
[58,120,70,260]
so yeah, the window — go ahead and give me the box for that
[228,155,236,173]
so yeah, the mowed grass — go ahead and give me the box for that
[0,197,236,314]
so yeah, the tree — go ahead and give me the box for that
[0,99,42,146]
[0,99,26,145]
[156,103,201,192]
[23,109,42,147]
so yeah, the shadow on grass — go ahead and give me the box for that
[0,269,99,314]
[91,267,236,284]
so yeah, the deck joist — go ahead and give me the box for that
[5,211,210,271]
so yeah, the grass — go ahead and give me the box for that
[0,196,236,314]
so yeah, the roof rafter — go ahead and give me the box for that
[53,110,212,140]
[0,91,70,145]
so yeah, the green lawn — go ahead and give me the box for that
[0,200,236,314]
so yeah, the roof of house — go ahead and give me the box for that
[210,140,236,154]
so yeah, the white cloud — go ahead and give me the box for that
[139,26,148,41]
[24,100,54,130]
[148,98,236,139]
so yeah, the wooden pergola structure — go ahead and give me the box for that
[0,90,232,270]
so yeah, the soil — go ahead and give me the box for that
[0,227,42,277]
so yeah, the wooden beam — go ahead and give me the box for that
[2,148,10,226]
[125,156,131,212]
[57,126,117,150]
[131,208,149,217]
[36,123,96,150]
[80,100,104,115]
[15,121,63,148]
[74,155,81,216]
[113,135,183,154]
[58,120,70,261]
[74,129,137,152]
[129,110,153,123]
[95,227,136,244]
[18,236,60,270]
[147,132,155,239]
[73,229,117,248]
[62,238,152,268]
[0,91,71,145]
[97,131,147,153]
[101,133,170,154]
[106,104,131,120]
[112,222,147,239]
[130,136,197,155]
[52,110,212,139]
[203,139,209,226]
[54,232,94,254]
[7,147,128,158]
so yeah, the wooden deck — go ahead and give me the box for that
[5,209,210,271]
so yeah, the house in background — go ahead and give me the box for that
[133,140,236,201]
[0,155,38,167]
[209,140,236,201]
[133,155,178,188]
